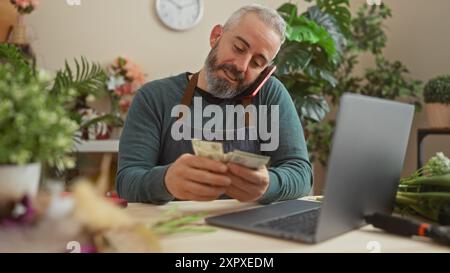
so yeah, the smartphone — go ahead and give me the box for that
[238,65,276,99]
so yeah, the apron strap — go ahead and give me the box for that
[178,72,199,119]
[242,97,252,127]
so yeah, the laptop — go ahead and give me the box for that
[205,93,414,243]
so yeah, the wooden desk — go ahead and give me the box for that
[125,200,449,253]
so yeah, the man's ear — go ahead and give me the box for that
[210,24,223,48]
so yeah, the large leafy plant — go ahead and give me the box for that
[0,44,124,173]
[275,1,422,165]
[275,1,349,124]
[274,1,350,164]
[0,59,78,169]
[0,44,123,144]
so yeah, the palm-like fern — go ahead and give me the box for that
[50,57,124,135]
[51,56,107,99]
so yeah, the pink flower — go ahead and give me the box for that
[125,61,145,84]
[108,56,145,113]
[114,86,123,96]
[114,83,133,96]
[121,83,133,95]
[11,0,39,13]
[119,98,132,111]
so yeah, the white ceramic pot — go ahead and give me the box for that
[0,162,41,201]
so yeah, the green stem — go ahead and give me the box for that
[397,191,450,200]
[395,194,419,206]
[400,173,450,189]
[409,205,439,222]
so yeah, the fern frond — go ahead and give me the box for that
[52,56,107,97]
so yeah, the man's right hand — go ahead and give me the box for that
[164,154,232,201]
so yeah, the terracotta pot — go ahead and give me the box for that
[425,103,450,129]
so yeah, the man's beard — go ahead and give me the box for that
[204,43,250,99]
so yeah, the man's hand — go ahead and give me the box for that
[225,163,270,202]
[165,154,232,201]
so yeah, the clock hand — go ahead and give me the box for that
[167,0,182,10]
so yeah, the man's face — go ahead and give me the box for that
[204,13,281,99]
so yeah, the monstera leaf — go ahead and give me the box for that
[306,6,347,61]
[275,2,340,88]
[278,3,338,61]
[277,2,298,23]
[296,94,330,122]
[315,0,351,37]
[275,42,312,75]
[286,17,337,62]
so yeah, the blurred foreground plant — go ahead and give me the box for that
[151,206,216,235]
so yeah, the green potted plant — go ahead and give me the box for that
[275,1,422,166]
[0,62,78,201]
[423,75,450,128]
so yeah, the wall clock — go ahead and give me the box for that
[155,0,204,31]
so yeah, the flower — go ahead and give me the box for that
[10,0,39,14]
[110,56,145,87]
[125,62,145,86]
[108,56,146,114]
[396,152,450,225]
[107,75,125,91]
[119,98,132,112]
[1,195,37,226]
[425,152,450,176]
[78,108,112,140]
[114,82,133,97]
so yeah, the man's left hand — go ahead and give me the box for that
[225,163,270,202]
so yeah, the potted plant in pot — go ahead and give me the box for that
[423,75,450,128]
[0,62,78,201]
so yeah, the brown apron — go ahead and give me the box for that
[167,72,261,157]
[173,72,262,200]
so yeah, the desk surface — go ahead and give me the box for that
[125,200,449,253]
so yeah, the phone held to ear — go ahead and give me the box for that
[237,65,276,99]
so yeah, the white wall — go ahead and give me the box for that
[26,0,288,78]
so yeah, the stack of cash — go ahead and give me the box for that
[191,139,270,169]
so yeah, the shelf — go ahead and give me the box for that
[417,128,450,168]
[74,140,119,153]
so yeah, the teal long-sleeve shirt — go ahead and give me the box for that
[116,72,313,205]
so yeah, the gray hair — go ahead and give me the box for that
[223,4,286,45]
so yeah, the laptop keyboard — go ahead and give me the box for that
[254,209,320,236]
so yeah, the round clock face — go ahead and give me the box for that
[156,0,204,31]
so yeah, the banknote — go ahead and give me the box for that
[228,149,270,169]
[191,139,224,161]
[191,139,270,169]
